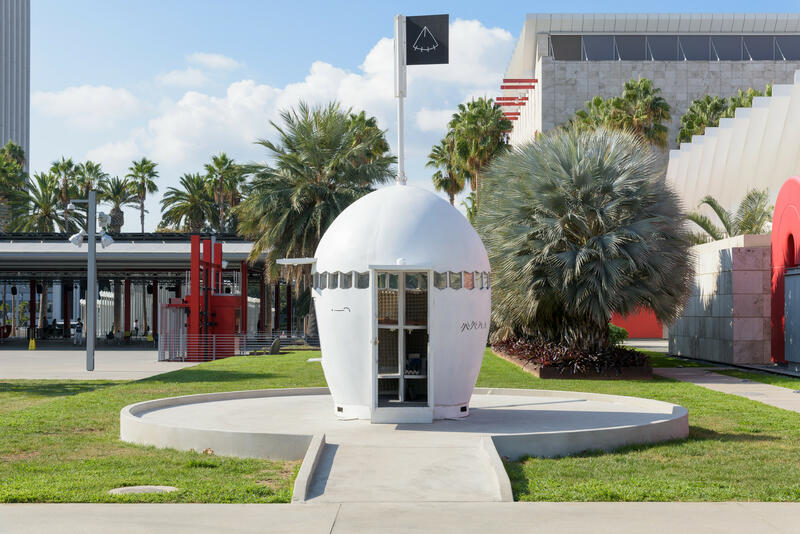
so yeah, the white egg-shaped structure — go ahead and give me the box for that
[312,184,491,423]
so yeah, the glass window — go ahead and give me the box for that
[434,271,447,289]
[485,272,491,289]
[319,272,328,290]
[744,35,774,60]
[329,272,339,289]
[449,271,462,290]
[405,272,427,290]
[550,35,581,60]
[341,271,352,289]
[377,272,387,290]
[312,273,319,289]
[388,273,399,290]
[583,35,614,60]
[475,271,482,289]
[712,35,742,60]
[463,272,474,290]
[679,35,710,60]
[615,35,646,60]
[356,272,370,289]
[777,36,800,60]
[648,35,679,60]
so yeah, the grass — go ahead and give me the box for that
[717,369,800,390]
[0,352,325,503]
[4,348,800,502]
[478,351,800,501]
[645,352,713,368]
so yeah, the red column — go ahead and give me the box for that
[151,279,158,336]
[187,236,201,336]
[273,282,280,333]
[124,279,131,337]
[240,262,248,334]
[259,277,266,333]
[63,281,71,337]
[286,282,292,335]
[29,280,35,338]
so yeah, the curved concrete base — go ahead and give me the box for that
[120,387,688,503]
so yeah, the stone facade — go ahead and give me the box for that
[669,234,772,364]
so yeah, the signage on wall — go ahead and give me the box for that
[405,14,449,65]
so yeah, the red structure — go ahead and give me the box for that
[611,309,663,339]
[165,235,249,360]
[770,177,800,363]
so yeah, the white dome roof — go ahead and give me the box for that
[314,185,489,273]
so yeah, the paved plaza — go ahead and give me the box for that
[0,348,194,380]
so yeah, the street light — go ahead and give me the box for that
[67,190,112,371]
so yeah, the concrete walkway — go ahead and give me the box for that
[0,349,194,380]
[655,367,800,413]
[2,503,800,533]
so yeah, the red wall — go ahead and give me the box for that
[770,177,800,363]
[611,309,663,339]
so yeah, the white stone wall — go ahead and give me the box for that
[669,234,772,364]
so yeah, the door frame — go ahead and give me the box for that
[369,265,433,423]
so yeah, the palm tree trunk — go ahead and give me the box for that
[218,177,224,233]
[140,198,145,234]
[448,192,455,206]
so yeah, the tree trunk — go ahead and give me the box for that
[140,198,145,234]
[218,177,224,233]
[448,192,455,206]
[307,297,318,338]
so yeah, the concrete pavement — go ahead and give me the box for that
[0,348,195,380]
[655,367,800,413]
[2,503,800,533]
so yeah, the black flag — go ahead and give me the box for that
[406,14,449,65]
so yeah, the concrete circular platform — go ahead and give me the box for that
[120,387,688,462]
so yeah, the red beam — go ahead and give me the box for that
[500,84,536,90]
[498,102,525,106]
[496,96,528,101]
[503,78,537,83]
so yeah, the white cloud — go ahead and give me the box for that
[32,85,141,129]
[415,107,455,132]
[85,139,140,176]
[187,52,241,70]
[156,67,209,87]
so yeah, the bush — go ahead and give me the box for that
[609,323,628,345]
[492,337,648,375]
[478,127,693,352]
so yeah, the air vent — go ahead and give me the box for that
[337,406,343,413]
[460,406,467,412]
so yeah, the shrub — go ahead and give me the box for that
[478,127,693,352]
[609,323,629,345]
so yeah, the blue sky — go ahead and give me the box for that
[30,1,800,230]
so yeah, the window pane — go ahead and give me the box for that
[777,35,800,60]
[312,273,319,289]
[744,35,774,60]
[329,272,339,289]
[486,272,491,289]
[680,35,710,60]
[319,273,328,290]
[475,271,482,289]
[616,35,646,60]
[648,35,678,60]
[434,272,447,289]
[405,273,420,290]
[550,35,581,60]
[356,272,370,289]
[341,272,352,289]
[449,272,462,290]
[712,35,742,60]
[378,273,386,289]
[583,35,614,60]
[463,272,474,290]
[389,274,399,290]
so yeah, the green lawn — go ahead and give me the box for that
[717,369,800,390]
[646,352,713,368]
[3,349,800,502]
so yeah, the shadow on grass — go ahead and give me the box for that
[689,426,780,443]
[0,381,119,398]
[142,369,280,384]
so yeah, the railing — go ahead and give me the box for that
[158,331,319,361]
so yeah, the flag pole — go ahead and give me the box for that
[394,14,407,185]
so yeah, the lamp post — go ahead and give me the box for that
[68,190,113,371]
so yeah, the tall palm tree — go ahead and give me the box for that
[687,189,772,243]
[50,156,77,230]
[97,176,137,233]
[160,173,214,232]
[427,136,466,206]
[478,126,692,351]
[126,158,159,234]
[204,153,241,233]
[236,102,394,333]
[75,160,108,198]
[449,98,511,196]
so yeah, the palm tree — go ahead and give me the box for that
[50,156,77,229]
[236,102,394,333]
[677,95,727,143]
[75,160,108,198]
[126,157,159,234]
[0,142,27,231]
[449,98,511,197]
[687,189,772,243]
[461,192,477,225]
[97,176,137,233]
[426,136,466,205]
[160,173,214,232]
[478,126,692,351]
[204,153,242,233]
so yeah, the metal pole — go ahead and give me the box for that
[394,14,407,185]
[87,190,96,371]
